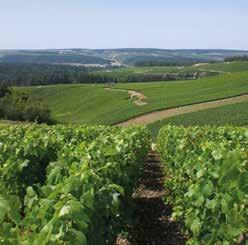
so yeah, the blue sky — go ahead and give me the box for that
[1,0,248,50]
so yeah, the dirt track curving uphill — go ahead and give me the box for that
[117,94,248,126]
[105,87,147,106]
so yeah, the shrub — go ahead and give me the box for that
[0,91,52,123]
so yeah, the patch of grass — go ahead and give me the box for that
[148,101,248,141]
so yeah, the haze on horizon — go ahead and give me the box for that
[1,0,248,50]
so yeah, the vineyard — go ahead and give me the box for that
[0,125,150,244]
[1,1,248,244]
[0,124,247,244]
[157,126,248,244]
[21,71,248,125]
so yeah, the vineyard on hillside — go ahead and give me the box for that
[157,126,248,244]
[0,125,150,244]
[20,71,248,125]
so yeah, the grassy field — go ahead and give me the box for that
[20,71,248,125]
[148,101,248,140]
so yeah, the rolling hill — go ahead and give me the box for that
[1,49,248,66]
[20,71,248,125]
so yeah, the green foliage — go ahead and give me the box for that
[0,124,150,244]
[0,83,11,98]
[0,63,114,86]
[190,61,248,73]
[0,91,51,123]
[225,55,248,62]
[0,63,217,86]
[92,60,248,83]
[92,65,219,83]
[157,125,248,244]
[134,60,198,66]
[22,100,51,123]
[0,53,109,65]
[2,60,247,86]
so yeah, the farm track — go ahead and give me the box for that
[105,87,147,106]
[116,151,185,245]
[117,94,248,126]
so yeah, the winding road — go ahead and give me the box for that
[117,94,248,126]
[105,87,147,106]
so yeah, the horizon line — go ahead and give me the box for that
[1,48,248,51]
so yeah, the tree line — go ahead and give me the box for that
[0,63,110,86]
[0,83,52,123]
[0,63,215,86]
[224,55,248,62]
[134,60,200,67]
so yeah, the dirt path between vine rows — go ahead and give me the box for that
[117,94,248,126]
[116,151,186,245]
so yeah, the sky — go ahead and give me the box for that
[1,0,248,50]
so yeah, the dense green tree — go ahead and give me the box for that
[0,90,51,123]
[0,83,11,97]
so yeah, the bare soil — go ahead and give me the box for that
[105,87,147,106]
[116,152,186,245]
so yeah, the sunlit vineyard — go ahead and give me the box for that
[0,125,150,244]
[157,125,248,244]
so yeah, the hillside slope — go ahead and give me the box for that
[21,71,248,125]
